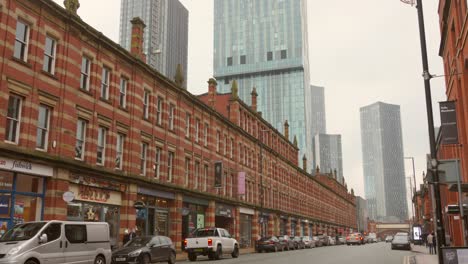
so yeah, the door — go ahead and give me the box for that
[35,223,65,264]
[149,236,164,262]
[64,224,92,264]
[159,236,172,260]
[220,229,233,253]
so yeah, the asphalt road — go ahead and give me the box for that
[178,242,420,264]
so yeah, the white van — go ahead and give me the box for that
[0,220,112,264]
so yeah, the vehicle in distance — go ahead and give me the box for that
[278,235,295,250]
[385,236,393,243]
[346,233,364,245]
[112,235,175,264]
[293,236,306,249]
[255,236,283,253]
[302,236,315,248]
[312,236,323,247]
[184,227,239,261]
[391,233,411,250]
[0,220,111,264]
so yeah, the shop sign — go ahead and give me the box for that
[439,101,459,145]
[239,207,254,215]
[197,214,205,228]
[69,184,121,205]
[70,174,126,192]
[214,161,223,188]
[62,191,75,203]
[215,204,233,218]
[0,157,53,177]
[137,187,175,199]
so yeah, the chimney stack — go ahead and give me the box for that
[302,155,307,172]
[251,87,258,112]
[130,17,146,62]
[208,78,217,108]
[284,120,289,140]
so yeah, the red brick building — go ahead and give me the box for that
[0,0,357,250]
[437,0,468,246]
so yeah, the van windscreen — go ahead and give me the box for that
[0,222,46,242]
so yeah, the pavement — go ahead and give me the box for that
[402,245,438,264]
[175,247,255,261]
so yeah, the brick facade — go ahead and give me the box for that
[0,0,357,252]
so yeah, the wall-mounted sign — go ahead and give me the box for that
[440,101,459,145]
[215,204,233,218]
[69,184,121,205]
[214,161,223,188]
[0,157,53,177]
[70,174,126,192]
[62,191,75,203]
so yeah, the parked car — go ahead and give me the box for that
[312,236,323,247]
[112,235,176,264]
[255,236,283,253]
[346,233,364,245]
[302,236,316,248]
[184,227,239,261]
[385,235,394,243]
[293,236,306,249]
[278,235,295,250]
[0,220,112,264]
[318,235,330,246]
[337,236,346,245]
[391,233,411,250]
[328,236,336,245]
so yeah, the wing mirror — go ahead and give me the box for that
[39,234,48,244]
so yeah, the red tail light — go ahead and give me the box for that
[360,237,363,240]
[208,239,213,246]
[269,241,275,244]
[184,239,187,247]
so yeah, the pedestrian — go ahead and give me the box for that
[432,233,437,255]
[427,232,434,254]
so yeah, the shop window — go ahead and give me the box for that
[0,194,11,218]
[0,171,13,191]
[16,174,43,194]
[65,224,87,243]
[14,195,42,224]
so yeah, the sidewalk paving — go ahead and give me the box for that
[410,245,438,264]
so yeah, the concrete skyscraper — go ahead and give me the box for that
[119,0,188,86]
[213,0,311,162]
[313,134,343,183]
[360,102,408,223]
[307,85,327,138]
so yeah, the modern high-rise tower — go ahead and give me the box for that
[307,85,327,138]
[360,102,408,223]
[213,0,311,163]
[119,0,188,86]
[313,134,343,183]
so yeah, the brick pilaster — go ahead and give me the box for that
[206,200,216,227]
[170,194,183,251]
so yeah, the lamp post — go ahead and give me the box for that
[405,157,417,224]
[406,177,415,224]
[401,0,446,261]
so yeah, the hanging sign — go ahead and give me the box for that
[214,161,223,188]
[440,101,459,145]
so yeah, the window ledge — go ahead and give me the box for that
[118,106,128,112]
[99,98,112,105]
[79,88,93,96]
[11,57,32,68]
[41,70,59,81]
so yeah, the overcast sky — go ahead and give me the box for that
[53,0,446,200]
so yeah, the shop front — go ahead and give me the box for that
[279,216,288,236]
[66,174,125,247]
[135,187,173,237]
[290,218,297,237]
[259,212,269,237]
[300,221,306,236]
[215,203,234,234]
[182,196,208,248]
[0,157,53,235]
[239,207,254,248]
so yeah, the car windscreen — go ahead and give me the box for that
[392,236,408,243]
[193,229,216,237]
[0,222,46,242]
[126,237,152,247]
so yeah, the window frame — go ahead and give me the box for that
[140,142,148,176]
[195,118,200,143]
[14,20,30,61]
[5,94,23,144]
[184,157,190,186]
[100,67,110,100]
[194,161,200,189]
[227,56,233,66]
[168,104,175,131]
[80,56,91,91]
[96,126,107,165]
[154,147,161,179]
[75,119,87,160]
[115,133,125,170]
[216,131,220,152]
[143,90,150,119]
[119,77,127,108]
[203,164,208,191]
[185,113,191,138]
[42,36,57,74]
[156,96,163,126]
[36,104,51,150]
[204,123,209,147]
[167,151,174,182]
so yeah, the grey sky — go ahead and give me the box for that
[53,0,446,199]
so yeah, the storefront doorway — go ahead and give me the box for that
[136,187,174,237]
[181,196,208,250]
[215,203,234,234]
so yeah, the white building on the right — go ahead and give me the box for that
[360,102,408,223]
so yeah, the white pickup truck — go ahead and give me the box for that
[184,227,239,261]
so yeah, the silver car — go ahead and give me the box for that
[301,236,316,248]
[0,221,111,264]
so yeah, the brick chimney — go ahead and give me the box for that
[251,87,258,112]
[130,17,146,62]
[302,155,307,172]
[208,78,217,108]
[284,120,289,140]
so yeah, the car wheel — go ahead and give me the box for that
[232,245,239,258]
[188,252,197,262]
[214,245,222,260]
[24,260,39,264]
[168,251,176,264]
[140,254,150,264]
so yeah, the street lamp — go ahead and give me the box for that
[401,0,446,262]
[406,177,415,224]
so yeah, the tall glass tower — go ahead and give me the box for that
[360,102,408,223]
[119,0,188,86]
[213,0,311,163]
[313,134,343,183]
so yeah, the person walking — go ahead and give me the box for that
[427,232,434,254]
[432,233,437,255]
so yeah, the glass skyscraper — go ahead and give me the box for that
[313,134,343,183]
[213,0,311,163]
[360,102,408,223]
[119,0,188,86]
